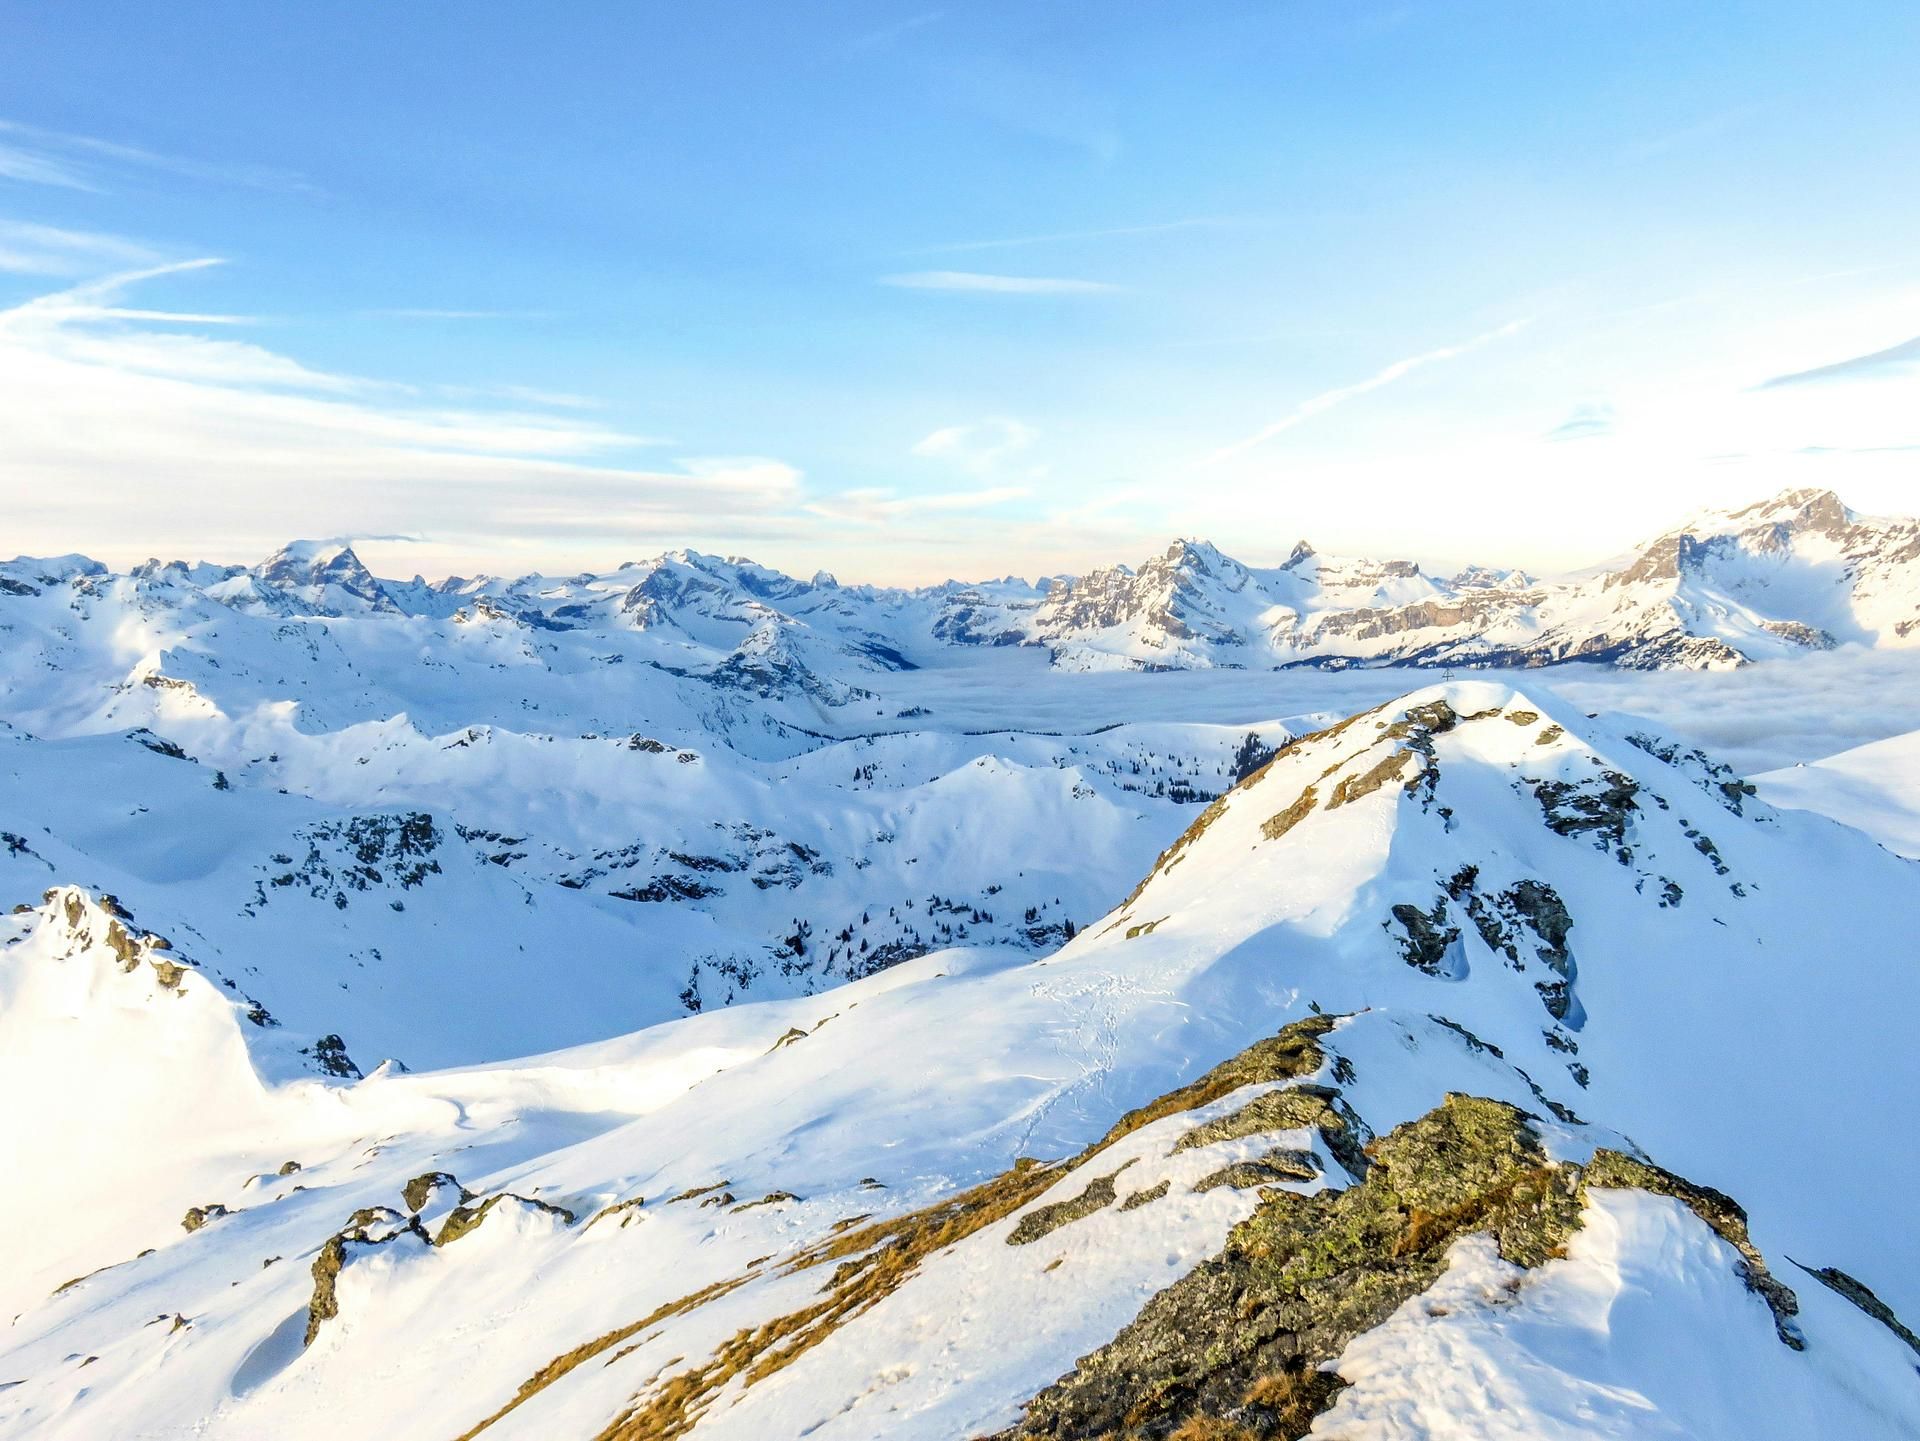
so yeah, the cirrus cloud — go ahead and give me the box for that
[879,270,1121,294]
[0,262,804,567]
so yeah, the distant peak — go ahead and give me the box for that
[1719,487,1852,532]
[262,538,359,567]
[1167,537,1224,560]
[253,539,394,611]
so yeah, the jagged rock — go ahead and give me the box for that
[401,1171,471,1214]
[1791,1262,1920,1357]
[305,1208,430,1346]
[994,1094,1806,1439]
[434,1193,576,1247]
[1533,771,1640,858]
[1007,1168,1129,1246]
[1193,1150,1322,1193]
[1118,1180,1171,1212]
[300,1034,361,1079]
[181,1204,229,1233]
[1389,901,1461,977]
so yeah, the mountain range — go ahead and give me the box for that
[9,489,1912,709]
[1,487,1917,1438]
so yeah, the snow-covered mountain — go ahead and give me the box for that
[990,487,1920,672]
[3,683,1917,1439]
[0,485,1899,1072]
[7,490,1914,702]
[2,489,1919,1438]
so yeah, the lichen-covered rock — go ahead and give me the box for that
[996,1095,1582,1440]
[1173,1084,1367,1180]
[585,1195,648,1231]
[1118,1179,1171,1213]
[1193,1151,1321,1193]
[734,1191,800,1212]
[181,1204,229,1233]
[995,1093,1809,1440]
[401,1171,471,1214]
[1327,750,1416,808]
[1008,1167,1129,1246]
[1792,1262,1920,1357]
[1097,1016,1339,1149]
[434,1192,576,1247]
[305,1208,430,1345]
[1259,785,1318,841]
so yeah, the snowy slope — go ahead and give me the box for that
[0,545,1321,1066]
[1752,727,1920,859]
[3,683,1916,1439]
[0,701,1278,1068]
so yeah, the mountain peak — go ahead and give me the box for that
[1724,485,1852,534]
[253,539,395,612]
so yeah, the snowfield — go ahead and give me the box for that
[2,492,1919,1439]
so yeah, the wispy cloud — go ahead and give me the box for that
[0,220,159,276]
[804,484,1029,527]
[368,308,560,322]
[1204,318,1531,463]
[1546,400,1617,443]
[801,417,1044,531]
[912,417,1041,480]
[0,118,312,195]
[1796,442,1920,457]
[880,270,1120,294]
[850,10,944,50]
[0,259,372,392]
[437,382,602,412]
[1759,334,1920,389]
[0,263,802,563]
[913,217,1245,256]
[0,143,95,191]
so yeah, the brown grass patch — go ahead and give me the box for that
[590,1161,1068,1439]
[450,1274,750,1440]
[1260,784,1318,841]
[1097,1014,1337,1151]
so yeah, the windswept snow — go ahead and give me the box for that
[1316,1191,1920,1441]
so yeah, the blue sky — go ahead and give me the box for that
[3,0,1918,582]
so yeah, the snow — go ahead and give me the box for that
[2,504,1919,1438]
[1315,1191,1920,1440]
[1752,728,1920,858]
